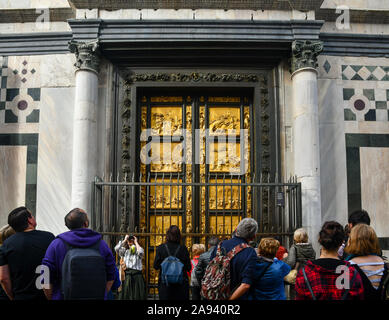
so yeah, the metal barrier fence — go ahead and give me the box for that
[91,174,302,299]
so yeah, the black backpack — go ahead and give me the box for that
[61,239,107,300]
[380,262,389,300]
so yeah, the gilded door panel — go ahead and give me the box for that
[209,107,240,134]
[208,179,241,210]
[139,93,252,295]
[148,142,183,172]
[208,142,241,173]
[149,215,183,246]
[150,106,183,136]
[149,179,183,209]
[209,215,241,235]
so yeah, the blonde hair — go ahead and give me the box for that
[258,238,280,259]
[192,243,205,256]
[0,225,15,245]
[345,224,381,256]
[294,228,309,244]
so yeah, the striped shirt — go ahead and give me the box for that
[115,240,144,271]
[349,260,385,289]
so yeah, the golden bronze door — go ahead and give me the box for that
[138,91,253,294]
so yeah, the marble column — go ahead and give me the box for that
[68,40,100,214]
[291,40,324,254]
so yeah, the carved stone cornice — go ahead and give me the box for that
[291,40,323,74]
[68,39,100,74]
[125,72,260,85]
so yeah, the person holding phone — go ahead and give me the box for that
[115,235,146,300]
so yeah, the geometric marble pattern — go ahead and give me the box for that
[323,59,331,74]
[0,56,40,124]
[343,88,389,122]
[342,65,389,81]
[345,133,389,250]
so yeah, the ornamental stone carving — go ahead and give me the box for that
[291,40,324,74]
[125,72,260,85]
[68,39,100,74]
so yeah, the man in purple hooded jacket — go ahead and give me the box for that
[41,208,116,300]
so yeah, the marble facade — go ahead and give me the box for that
[316,54,389,245]
[0,1,388,255]
[0,145,27,227]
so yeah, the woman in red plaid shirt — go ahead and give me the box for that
[295,221,364,300]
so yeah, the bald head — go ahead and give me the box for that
[65,208,89,230]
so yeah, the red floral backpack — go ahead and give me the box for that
[200,242,249,300]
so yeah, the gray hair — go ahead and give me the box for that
[208,236,219,247]
[235,218,258,240]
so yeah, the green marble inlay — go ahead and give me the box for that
[346,134,389,148]
[1,76,6,89]
[366,66,377,72]
[6,88,19,101]
[346,134,389,215]
[26,109,39,123]
[27,88,41,101]
[351,74,363,81]
[27,145,38,164]
[26,163,37,184]
[351,65,363,72]
[4,109,17,123]
[25,184,37,216]
[343,88,355,101]
[363,89,375,101]
[344,109,356,121]
[376,101,387,109]
[367,74,378,81]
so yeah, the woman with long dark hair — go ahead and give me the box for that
[153,225,191,300]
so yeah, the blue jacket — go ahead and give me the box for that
[248,257,291,300]
[210,236,257,299]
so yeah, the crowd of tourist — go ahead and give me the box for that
[0,206,388,301]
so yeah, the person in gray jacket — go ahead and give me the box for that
[194,236,219,286]
[283,228,316,299]
[283,228,316,269]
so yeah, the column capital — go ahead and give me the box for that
[291,40,323,74]
[68,39,100,74]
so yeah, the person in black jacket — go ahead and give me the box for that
[153,225,191,300]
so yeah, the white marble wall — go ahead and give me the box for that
[281,53,389,250]
[0,52,115,235]
[0,146,27,227]
[360,147,389,239]
[318,77,348,227]
[88,8,315,20]
[36,87,75,235]
[0,0,70,9]
[321,0,389,10]
[316,54,389,241]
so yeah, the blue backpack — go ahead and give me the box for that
[160,244,184,285]
[61,239,107,300]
